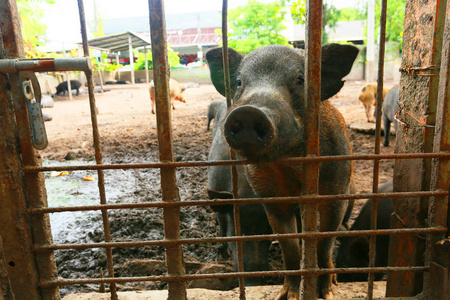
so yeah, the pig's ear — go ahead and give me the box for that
[321,43,359,101]
[206,47,244,97]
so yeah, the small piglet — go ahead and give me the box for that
[206,43,358,299]
[55,80,82,96]
[358,83,390,123]
[149,78,186,114]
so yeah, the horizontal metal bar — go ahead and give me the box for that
[0,57,92,73]
[23,152,450,173]
[32,227,447,252]
[27,190,448,215]
[38,266,429,288]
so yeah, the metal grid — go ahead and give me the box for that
[0,0,449,300]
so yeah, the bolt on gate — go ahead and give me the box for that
[0,0,449,300]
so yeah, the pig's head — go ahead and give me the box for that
[206,44,358,162]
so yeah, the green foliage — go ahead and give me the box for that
[376,0,405,46]
[101,52,122,71]
[289,0,339,43]
[91,18,105,38]
[134,50,152,70]
[338,7,366,21]
[290,0,306,24]
[226,0,289,54]
[90,6,104,38]
[289,1,366,43]
[134,49,180,70]
[17,0,55,57]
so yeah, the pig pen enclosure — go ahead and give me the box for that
[1,0,449,300]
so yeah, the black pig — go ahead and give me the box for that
[55,80,82,96]
[382,85,399,147]
[207,99,273,285]
[206,44,358,299]
[336,180,394,282]
[206,99,225,132]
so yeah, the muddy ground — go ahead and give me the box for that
[40,78,397,299]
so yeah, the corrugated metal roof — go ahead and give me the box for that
[87,31,151,52]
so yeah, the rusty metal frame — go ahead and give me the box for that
[76,0,119,298]
[386,0,449,297]
[0,0,60,299]
[0,0,449,300]
[367,0,388,298]
[148,1,187,299]
[301,1,322,297]
[220,1,246,298]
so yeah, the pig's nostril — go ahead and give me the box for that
[254,122,269,140]
[229,120,243,136]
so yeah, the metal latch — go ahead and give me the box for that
[0,57,92,150]
[19,71,47,150]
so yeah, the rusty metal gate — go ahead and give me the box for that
[0,0,449,299]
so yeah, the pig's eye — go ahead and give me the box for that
[236,77,242,87]
[296,76,304,85]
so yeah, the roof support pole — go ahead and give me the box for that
[128,35,135,85]
[144,45,149,83]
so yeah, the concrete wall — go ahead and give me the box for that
[344,59,401,82]
[113,67,212,84]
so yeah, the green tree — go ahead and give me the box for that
[338,7,366,21]
[289,0,342,43]
[226,0,289,54]
[134,48,181,70]
[376,0,405,47]
[17,0,55,57]
[90,0,104,38]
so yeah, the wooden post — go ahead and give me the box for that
[386,0,447,296]
[0,237,14,300]
[0,1,60,299]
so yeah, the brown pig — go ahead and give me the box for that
[149,78,186,114]
[358,83,390,122]
[206,44,359,299]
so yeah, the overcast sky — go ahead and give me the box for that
[41,0,361,44]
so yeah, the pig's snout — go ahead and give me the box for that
[224,105,275,152]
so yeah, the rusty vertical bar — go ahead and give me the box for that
[76,1,117,299]
[301,0,322,298]
[368,0,387,298]
[221,1,246,298]
[0,1,60,299]
[221,0,232,109]
[0,237,14,300]
[424,0,450,295]
[148,1,187,299]
[387,0,447,296]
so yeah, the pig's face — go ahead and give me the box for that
[206,44,359,162]
[175,95,186,103]
[223,47,305,161]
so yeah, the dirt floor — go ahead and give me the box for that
[39,79,398,299]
